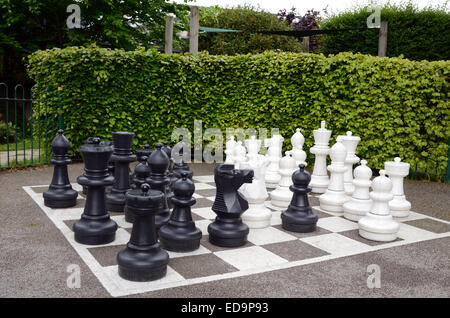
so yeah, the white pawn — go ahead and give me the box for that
[240,156,271,228]
[270,151,297,208]
[233,141,247,169]
[309,121,332,193]
[384,157,411,218]
[291,128,307,166]
[245,135,261,160]
[336,131,360,197]
[358,170,400,242]
[225,136,237,164]
[264,134,284,188]
[343,160,373,221]
[319,140,349,214]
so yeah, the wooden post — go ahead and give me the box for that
[165,15,174,54]
[189,6,199,55]
[378,21,388,57]
[302,37,310,53]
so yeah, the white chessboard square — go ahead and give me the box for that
[111,215,133,229]
[193,175,215,183]
[103,265,185,294]
[191,207,216,220]
[193,193,203,199]
[394,211,427,222]
[206,196,216,202]
[214,246,288,271]
[52,207,84,220]
[247,226,297,245]
[193,219,212,236]
[311,205,344,217]
[167,245,211,259]
[300,233,371,256]
[317,216,359,232]
[194,183,216,190]
[72,183,83,192]
[270,211,282,226]
[397,223,436,241]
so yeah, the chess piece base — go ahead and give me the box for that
[159,225,202,252]
[389,196,411,218]
[319,189,348,213]
[105,190,127,212]
[281,208,318,233]
[73,216,117,245]
[155,212,170,231]
[358,214,399,242]
[117,244,169,282]
[242,204,272,229]
[343,198,372,222]
[309,175,329,194]
[207,216,249,247]
[270,187,292,208]
[265,182,278,189]
[43,187,78,208]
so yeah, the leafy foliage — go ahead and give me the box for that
[27,47,450,173]
[198,5,303,55]
[320,2,450,61]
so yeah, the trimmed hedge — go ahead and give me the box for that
[320,3,450,61]
[27,47,450,173]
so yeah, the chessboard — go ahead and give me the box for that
[23,175,450,297]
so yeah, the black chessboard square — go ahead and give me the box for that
[200,235,254,252]
[63,219,76,231]
[339,229,403,246]
[195,189,217,197]
[194,197,215,208]
[87,244,126,267]
[168,253,238,279]
[272,224,332,238]
[404,218,450,234]
[262,239,329,262]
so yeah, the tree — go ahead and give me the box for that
[198,5,303,55]
[0,0,191,84]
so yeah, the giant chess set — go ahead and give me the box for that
[24,124,450,297]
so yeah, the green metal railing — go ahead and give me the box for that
[0,83,61,169]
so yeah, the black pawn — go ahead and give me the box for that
[117,183,169,282]
[43,130,78,208]
[74,138,117,245]
[159,172,202,252]
[105,132,136,212]
[145,143,170,230]
[125,156,150,223]
[207,164,254,247]
[281,164,318,233]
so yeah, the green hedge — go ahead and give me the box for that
[27,47,450,173]
[320,3,450,61]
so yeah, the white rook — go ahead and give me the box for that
[309,121,331,193]
[384,157,411,218]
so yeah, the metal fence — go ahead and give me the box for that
[0,83,61,169]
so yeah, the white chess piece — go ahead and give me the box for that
[240,156,271,228]
[337,131,360,196]
[245,135,261,160]
[384,157,411,218]
[358,170,400,242]
[319,140,349,214]
[343,160,373,221]
[225,136,237,164]
[232,141,247,169]
[291,128,307,166]
[309,121,332,194]
[264,134,284,188]
[270,151,297,208]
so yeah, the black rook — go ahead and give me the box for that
[73,138,117,245]
[43,130,78,208]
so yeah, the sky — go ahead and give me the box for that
[171,0,449,15]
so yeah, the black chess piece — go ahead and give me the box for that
[162,141,174,209]
[73,138,117,245]
[208,164,254,247]
[105,132,136,212]
[172,136,193,179]
[145,143,170,230]
[43,130,78,208]
[125,156,150,223]
[159,172,202,252]
[104,141,115,194]
[117,183,169,282]
[281,164,318,233]
[135,144,152,163]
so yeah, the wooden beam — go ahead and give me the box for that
[189,6,199,55]
[302,37,310,53]
[165,15,174,54]
[378,21,388,57]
